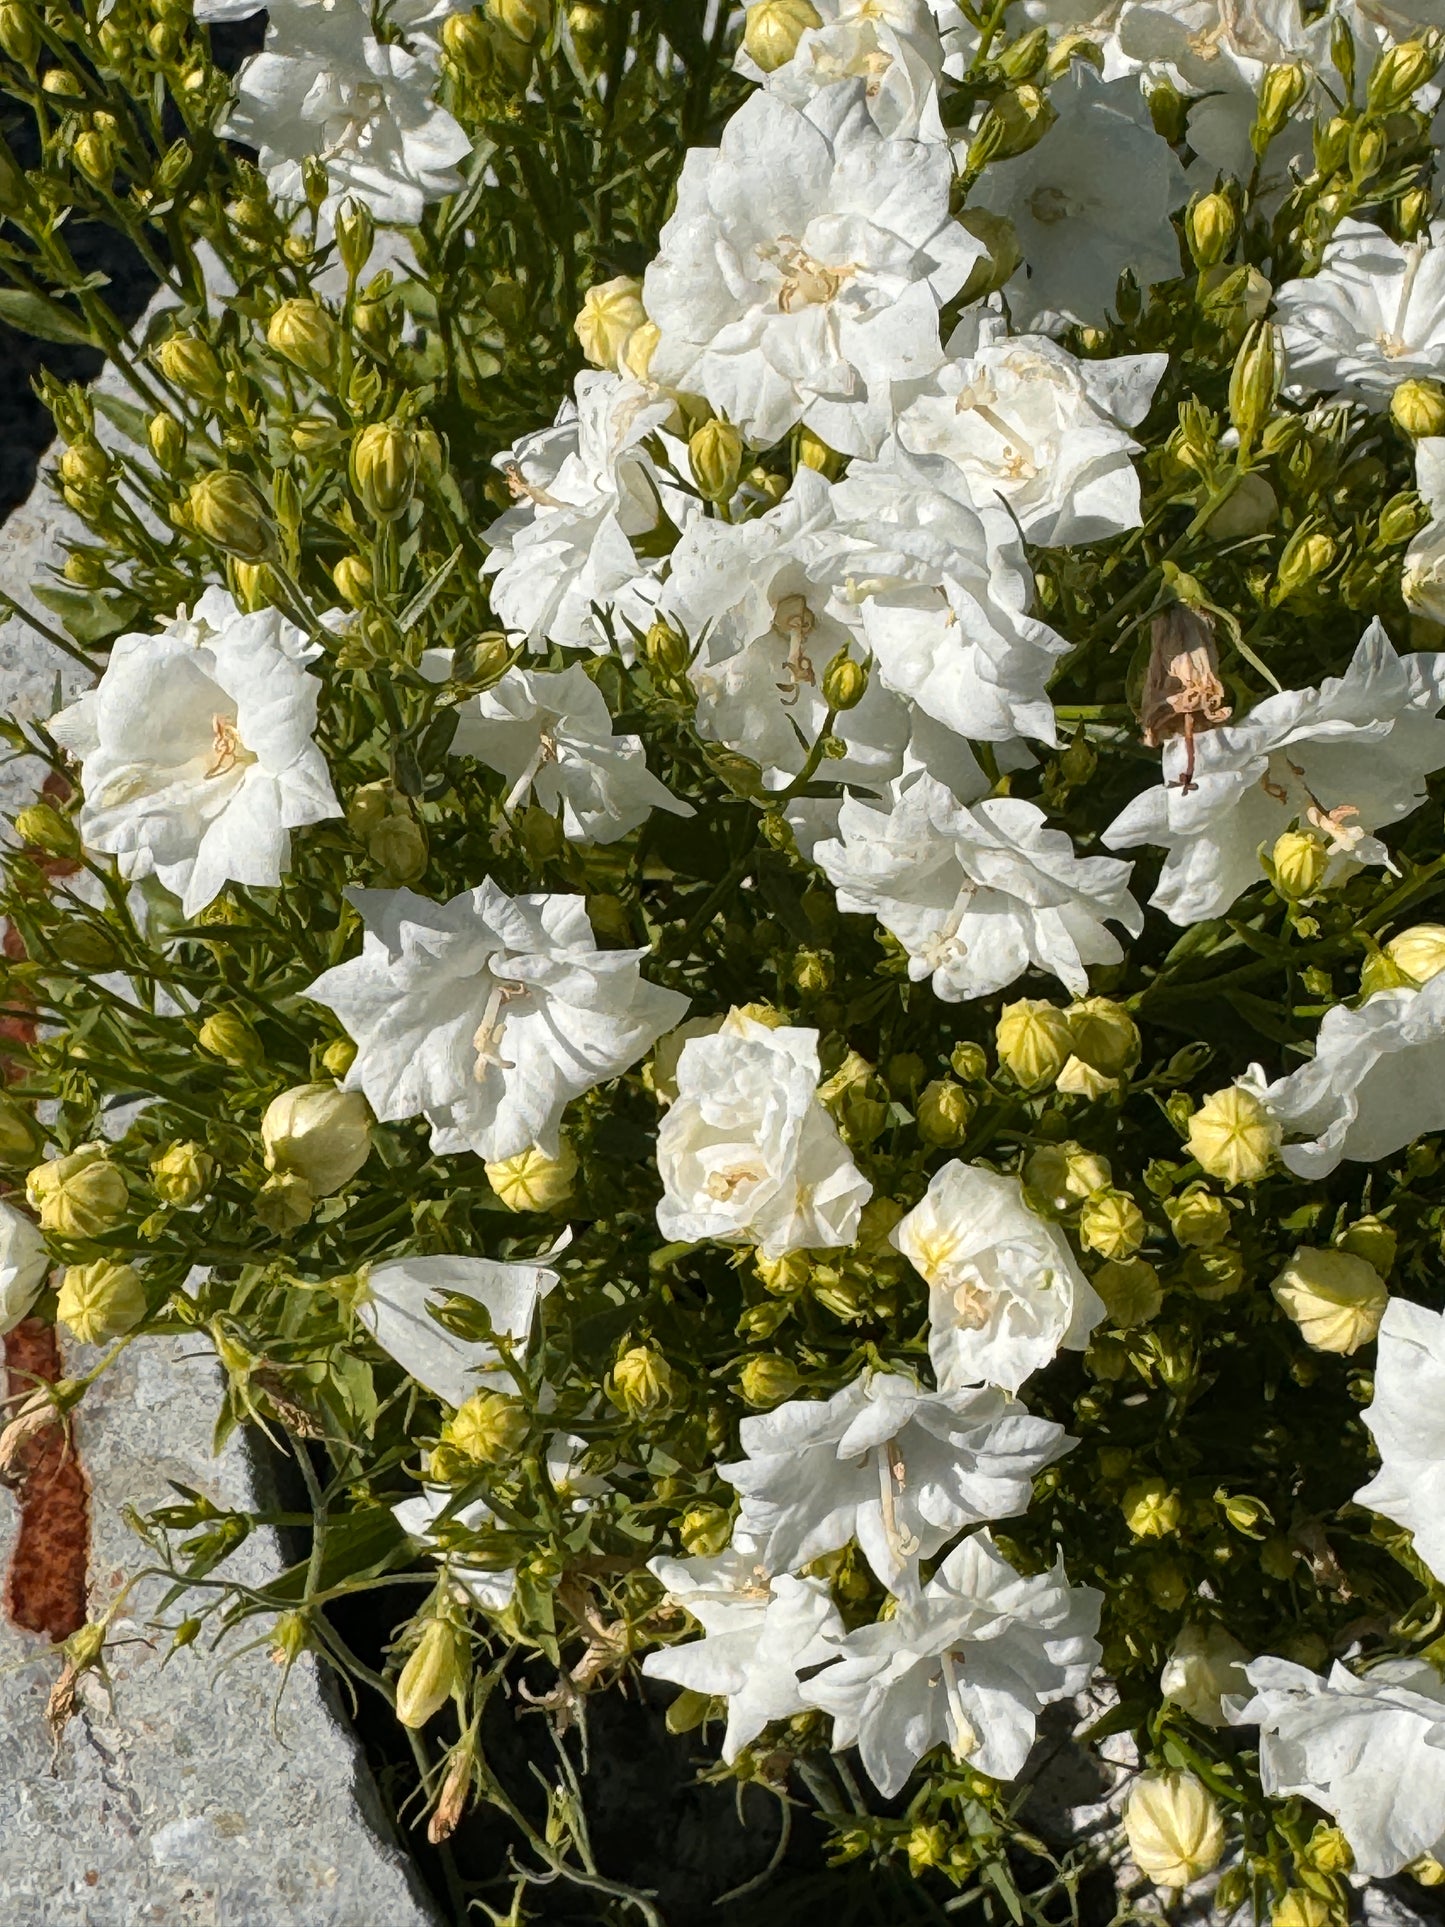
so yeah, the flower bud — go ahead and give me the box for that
[331,554,372,608]
[1273,527,1335,603]
[969,85,1055,169]
[444,1389,529,1463]
[1066,997,1139,1077]
[487,0,551,43]
[1271,828,1328,899]
[0,1095,40,1165]
[1273,1893,1333,1927]
[642,617,689,678]
[1270,1247,1387,1354]
[956,208,1023,305]
[1026,1141,1110,1213]
[1252,63,1308,152]
[1300,1826,1351,1879]
[27,1146,128,1238]
[996,999,1072,1089]
[146,409,186,475]
[1123,1477,1181,1539]
[680,1504,732,1557]
[1165,1184,1231,1249]
[198,1007,263,1068]
[1186,1084,1278,1185]
[818,1049,889,1146]
[186,471,273,562]
[949,1041,988,1083]
[442,8,493,71]
[367,812,428,884]
[484,1138,578,1212]
[254,1172,313,1234]
[739,1353,801,1408]
[574,274,646,370]
[1186,192,1235,269]
[262,1082,372,1198]
[57,1259,146,1343]
[1228,320,1281,452]
[743,0,821,71]
[906,1823,950,1875]
[73,129,114,188]
[150,1141,214,1209]
[266,298,336,379]
[1380,489,1430,548]
[0,0,38,66]
[351,422,416,522]
[1148,77,1188,142]
[1392,378,1445,439]
[821,647,867,712]
[1080,1190,1145,1260]
[1408,1855,1445,1887]
[689,417,744,505]
[609,1344,673,1417]
[396,1615,466,1729]
[1124,1771,1225,1887]
[1386,923,1445,986]
[916,1078,973,1149]
[1368,38,1441,113]
[14,800,77,857]
[59,439,109,492]
[156,334,226,407]
[1160,1621,1251,1727]
[1339,1215,1396,1275]
[1184,1246,1246,1300]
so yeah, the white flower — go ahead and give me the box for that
[655,1009,872,1257]
[1104,621,1445,927]
[545,1433,612,1511]
[643,1542,845,1764]
[49,587,340,918]
[888,315,1166,546]
[893,1160,1105,1394]
[392,1485,516,1612]
[1160,1621,1253,1728]
[719,1369,1072,1592]
[1404,437,1445,623]
[968,67,1187,329]
[304,882,688,1162]
[454,663,690,843]
[1354,1296,1445,1584]
[222,6,470,224]
[357,1250,559,1409]
[742,0,959,141]
[801,1529,1101,1796]
[816,774,1142,1002]
[1275,222,1445,406]
[642,82,984,456]
[1233,1655,1445,1877]
[0,1199,49,1335]
[482,370,689,655]
[1242,971,1445,1179]
[828,451,1069,746]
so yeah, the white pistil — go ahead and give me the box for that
[501,729,559,814]
[471,974,526,1080]
[940,1651,978,1761]
[877,1438,921,1567]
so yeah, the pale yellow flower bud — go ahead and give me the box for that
[1272,829,1328,898]
[265,298,336,378]
[351,422,416,522]
[1124,1771,1225,1887]
[444,1390,529,1463]
[609,1344,673,1417]
[916,1079,973,1148]
[1079,1190,1145,1260]
[574,274,646,370]
[622,319,660,380]
[332,554,372,607]
[1165,1184,1231,1249]
[821,648,868,712]
[1123,1477,1181,1539]
[396,1615,467,1729]
[755,1248,811,1295]
[1272,1892,1334,1927]
[1339,1214,1396,1275]
[27,1146,128,1239]
[198,1007,263,1068]
[1392,378,1445,439]
[262,1083,372,1198]
[680,1504,733,1556]
[484,1139,578,1212]
[744,0,821,72]
[995,999,1072,1089]
[1386,923,1445,986]
[186,471,273,561]
[487,0,551,44]
[688,417,744,504]
[150,1141,214,1209]
[155,333,226,406]
[1186,1084,1279,1185]
[57,1259,146,1343]
[1186,191,1235,269]
[254,1172,314,1235]
[1270,1247,1387,1354]
[739,1353,801,1408]
[1160,1621,1251,1727]
[1067,996,1139,1076]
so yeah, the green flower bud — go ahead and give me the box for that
[955,208,1023,304]
[1165,1184,1231,1249]
[57,1259,146,1342]
[1367,38,1441,113]
[444,1389,529,1463]
[609,1344,673,1417]
[743,0,821,72]
[186,471,273,561]
[790,948,832,995]
[331,554,372,607]
[995,999,1072,1089]
[441,8,493,72]
[754,1249,810,1296]
[1184,1246,1246,1300]
[1380,489,1430,547]
[1146,1556,1188,1610]
[1066,997,1139,1077]
[73,128,115,187]
[262,1082,372,1197]
[1392,378,1445,439]
[147,411,186,474]
[265,298,336,379]
[351,422,416,522]
[290,415,343,459]
[906,1823,950,1875]
[968,85,1055,170]
[1079,1190,1145,1260]
[1272,1892,1334,1927]
[567,2,608,74]
[821,647,868,712]
[916,1078,973,1148]
[150,1141,214,1208]
[1186,191,1235,269]
[1339,1214,1396,1275]
[680,1504,732,1557]
[27,1146,128,1238]
[1228,319,1281,453]
[1123,1478,1182,1540]
[642,617,689,678]
[1186,1084,1279,1185]
[1273,526,1336,602]
[810,1269,870,1321]
[949,1041,989,1083]
[198,1008,264,1068]
[155,333,227,407]
[1148,76,1188,142]
[254,1172,313,1234]
[396,1615,466,1729]
[795,425,842,477]
[1217,1489,1272,1536]
[1026,1141,1111,1213]
[739,1353,801,1408]
[334,198,374,280]
[14,801,78,858]
[484,1138,578,1212]
[817,1049,889,1146]
[0,0,38,66]
[856,1194,905,1257]
[1271,828,1328,898]
[0,1094,41,1165]
[51,921,121,971]
[486,0,551,43]
[688,417,744,504]
[367,811,428,885]
[1252,62,1308,153]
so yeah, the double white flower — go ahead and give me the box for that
[1275,222,1445,407]
[1354,1296,1445,1587]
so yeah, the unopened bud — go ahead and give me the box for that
[1165,1184,1230,1249]
[743,0,820,72]
[484,1139,578,1212]
[1380,489,1430,546]
[57,1259,146,1342]
[1186,1084,1279,1185]
[335,199,374,280]
[262,1083,372,1198]
[186,471,273,561]
[1273,1893,1333,1927]
[332,554,372,607]
[396,1615,466,1729]
[1271,827,1328,897]
[0,0,39,66]
[255,1173,313,1234]
[1271,1247,1387,1354]
[609,1344,673,1417]
[995,999,1072,1089]
[1123,1478,1182,1540]
[156,333,226,407]
[198,1008,264,1068]
[1067,997,1139,1076]
[956,208,1023,304]
[367,812,428,884]
[1252,63,1308,153]
[643,617,689,678]
[1386,922,1445,985]
[1079,1190,1145,1260]
[487,0,551,43]
[821,647,867,712]
[1160,1621,1251,1727]
[575,274,646,371]
[916,1078,973,1148]
[148,411,186,474]
[266,298,336,379]
[1186,192,1235,269]
[1124,1772,1225,1887]
[27,1145,128,1238]
[14,801,77,857]
[1228,320,1281,452]
[73,129,114,188]
[1349,117,1388,185]
[688,417,744,504]
[351,422,416,522]
[1368,38,1441,113]
[150,1141,214,1209]
[680,1504,732,1556]
[445,1389,529,1463]
[1392,378,1445,439]
[739,1353,801,1408]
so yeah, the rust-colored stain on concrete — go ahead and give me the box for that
[4,1318,90,1641]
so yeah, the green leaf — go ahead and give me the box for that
[33,583,141,646]
[0,288,93,345]
[398,543,462,632]
[92,389,153,448]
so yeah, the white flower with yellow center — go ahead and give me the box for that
[304,882,688,1162]
[1275,221,1445,406]
[642,80,984,455]
[893,1160,1104,1394]
[801,1529,1101,1796]
[740,0,963,141]
[49,586,340,918]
